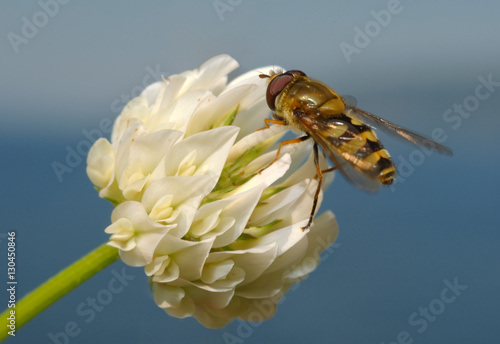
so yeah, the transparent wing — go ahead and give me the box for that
[343,103,453,156]
[298,113,384,192]
[321,142,382,192]
[341,95,357,107]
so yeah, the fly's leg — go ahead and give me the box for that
[255,117,286,131]
[321,166,337,174]
[258,135,309,174]
[301,143,337,231]
[256,116,309,174]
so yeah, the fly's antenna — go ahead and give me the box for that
[259,66,284,79]
[272,66,284,75]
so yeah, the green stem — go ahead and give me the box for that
[0,243,119,341]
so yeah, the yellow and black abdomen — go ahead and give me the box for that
[302,109,397,189]
[328,113,396,186]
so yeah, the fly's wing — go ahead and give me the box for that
[344,104,453,156]
[297,112,391,192]
[341,95,357,107]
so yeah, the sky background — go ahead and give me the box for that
[1,0,499,343]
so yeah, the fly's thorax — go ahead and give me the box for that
[286,80,342,111]
[275,78,346,129]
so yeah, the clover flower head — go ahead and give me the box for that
[87,54,339,328]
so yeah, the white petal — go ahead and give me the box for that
[223,154,291,198]
[153,283,186,308]
[305,210,338,257]
[114,129,184,200]
[210,186,263,247]
[154,235,216,281]
[186,54,239,95]
[255,222,309,257]
[252,177,324,230]
[86,138,115,189]
[142,175,215,237]
[191,185,266,247]
[235,268,285,299]
[146,89,211,135]
[111,96,150,144]
[126,129,182,171]
[224,65,280,111]
[105,218,135,250]
[185,84,255,137]
[226,124,288,163]
[149,75,189,115]
[201,259,235,284]
[249,180,309,226]
[243,135,310,177]
[206,243,278,285]
[155,284,196,319]
[191,265,245,292]
[140,81,163,109]
[231,98,271,140]
[189,209,223,237]
[225,65,277,90]
[188,286,235,310]
[107,201,174,266]
[158,126,239,184]
[97,177,124,205]
[146,256,180,283]
[280,148,330,187]
[284,211,338,281]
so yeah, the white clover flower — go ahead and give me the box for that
[87,54,339,328]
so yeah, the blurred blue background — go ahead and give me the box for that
[1,1,499,343]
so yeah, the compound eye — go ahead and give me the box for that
[266,73,294,110]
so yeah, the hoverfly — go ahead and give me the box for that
[258,70,453,230]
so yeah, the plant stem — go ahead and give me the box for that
[0,243,119,341]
